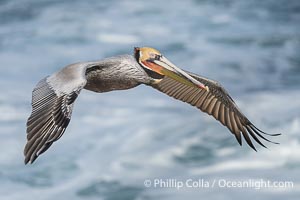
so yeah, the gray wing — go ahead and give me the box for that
[152,71,280,150]
[24,62,89,164]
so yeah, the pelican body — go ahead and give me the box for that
[84,55,151,92]
[24,47,280,164]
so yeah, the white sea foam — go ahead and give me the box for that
[211,14,232,24]
[97,33,140,44]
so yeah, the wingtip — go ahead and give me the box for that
[24,145,32,165]
[24,157,30,165]
[248,142,257,152]
[250,126,281,145]
[234,134,242,146]
[250,124,282,137]
[24,152,37,165]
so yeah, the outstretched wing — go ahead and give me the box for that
[152,71,280,150]
[24,62,89,164]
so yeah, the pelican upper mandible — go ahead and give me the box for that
[24,47,280,164]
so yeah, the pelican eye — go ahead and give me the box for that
[155,54,162,60]
[147,53,162,62]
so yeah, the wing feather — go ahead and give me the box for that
[219,104,226,126]
[152,71,280,150]
[212,100,221,119]
[207,98,218,115]
[24,62,89,164]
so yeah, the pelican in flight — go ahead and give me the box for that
[24,47,279,164]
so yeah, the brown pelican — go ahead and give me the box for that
[24,47,280,164]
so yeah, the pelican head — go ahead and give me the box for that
[134,47,208,91]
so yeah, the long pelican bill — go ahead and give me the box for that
[142,55,209,91]
[155,56,209,91]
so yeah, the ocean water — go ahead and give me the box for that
[0,0,300,199]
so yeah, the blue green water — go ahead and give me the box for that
[0,0,300,199]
